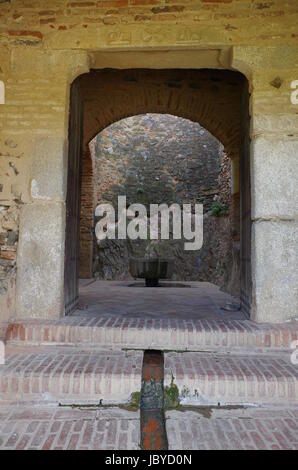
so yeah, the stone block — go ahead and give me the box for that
[31,136,67,201]
[251,220,298,323]
[16,201,65,319]
[251,137,298,220]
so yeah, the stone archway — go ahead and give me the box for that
[82,69,244,158]
[64,68,251,316]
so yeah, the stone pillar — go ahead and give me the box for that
[16,137,67,319]
[233,46,298,323]
[11,50,90,319]
[16,200,66,319]
[251,138,298,323]
[250,71,298,323]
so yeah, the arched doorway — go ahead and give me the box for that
[64,69,251,317]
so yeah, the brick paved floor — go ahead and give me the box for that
[166,407,298,450]
[5,313,298,353]
[1,280,297,450]
[0,403,297,450]
[0,405,140,450]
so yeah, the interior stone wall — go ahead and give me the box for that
[93,114,228,212]
[83,113,234,291]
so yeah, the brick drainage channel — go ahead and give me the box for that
[140,350,168,450]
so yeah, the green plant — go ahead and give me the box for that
[164,375,180,409]
[129,391,141,410]
[210,201,227,217]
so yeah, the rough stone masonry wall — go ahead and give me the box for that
[0,0,297,322]
[94,114,229,211]
[87,113,232,287]
[0,135,28,320]
[0,203,19,321]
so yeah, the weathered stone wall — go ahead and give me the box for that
[87,113,232,287]
[0,1,297,322]
[94,213,233,289]
[1,1,297,48]
[0,203,19,321]
[0,135,30,320]
[93,114,227,211]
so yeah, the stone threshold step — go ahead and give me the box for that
[5,316,298,352]
[164,351,298,406]
[0,346,142,405]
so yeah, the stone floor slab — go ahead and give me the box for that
[79,280,245,321]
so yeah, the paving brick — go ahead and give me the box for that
[5,315,298,352]
[0,346,142,404]
[166,408,298,450]
[0,405,140,450]
[164,351,298,405]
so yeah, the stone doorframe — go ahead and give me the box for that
[15,48,298,324]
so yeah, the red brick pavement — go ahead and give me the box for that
[5,315,298,352]
[0,346,142,404]
[0,403,297,450]
[166,407,298,450]
[164,351,298,405]
[0,405,140,450]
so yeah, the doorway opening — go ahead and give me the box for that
[64,68,251,323]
